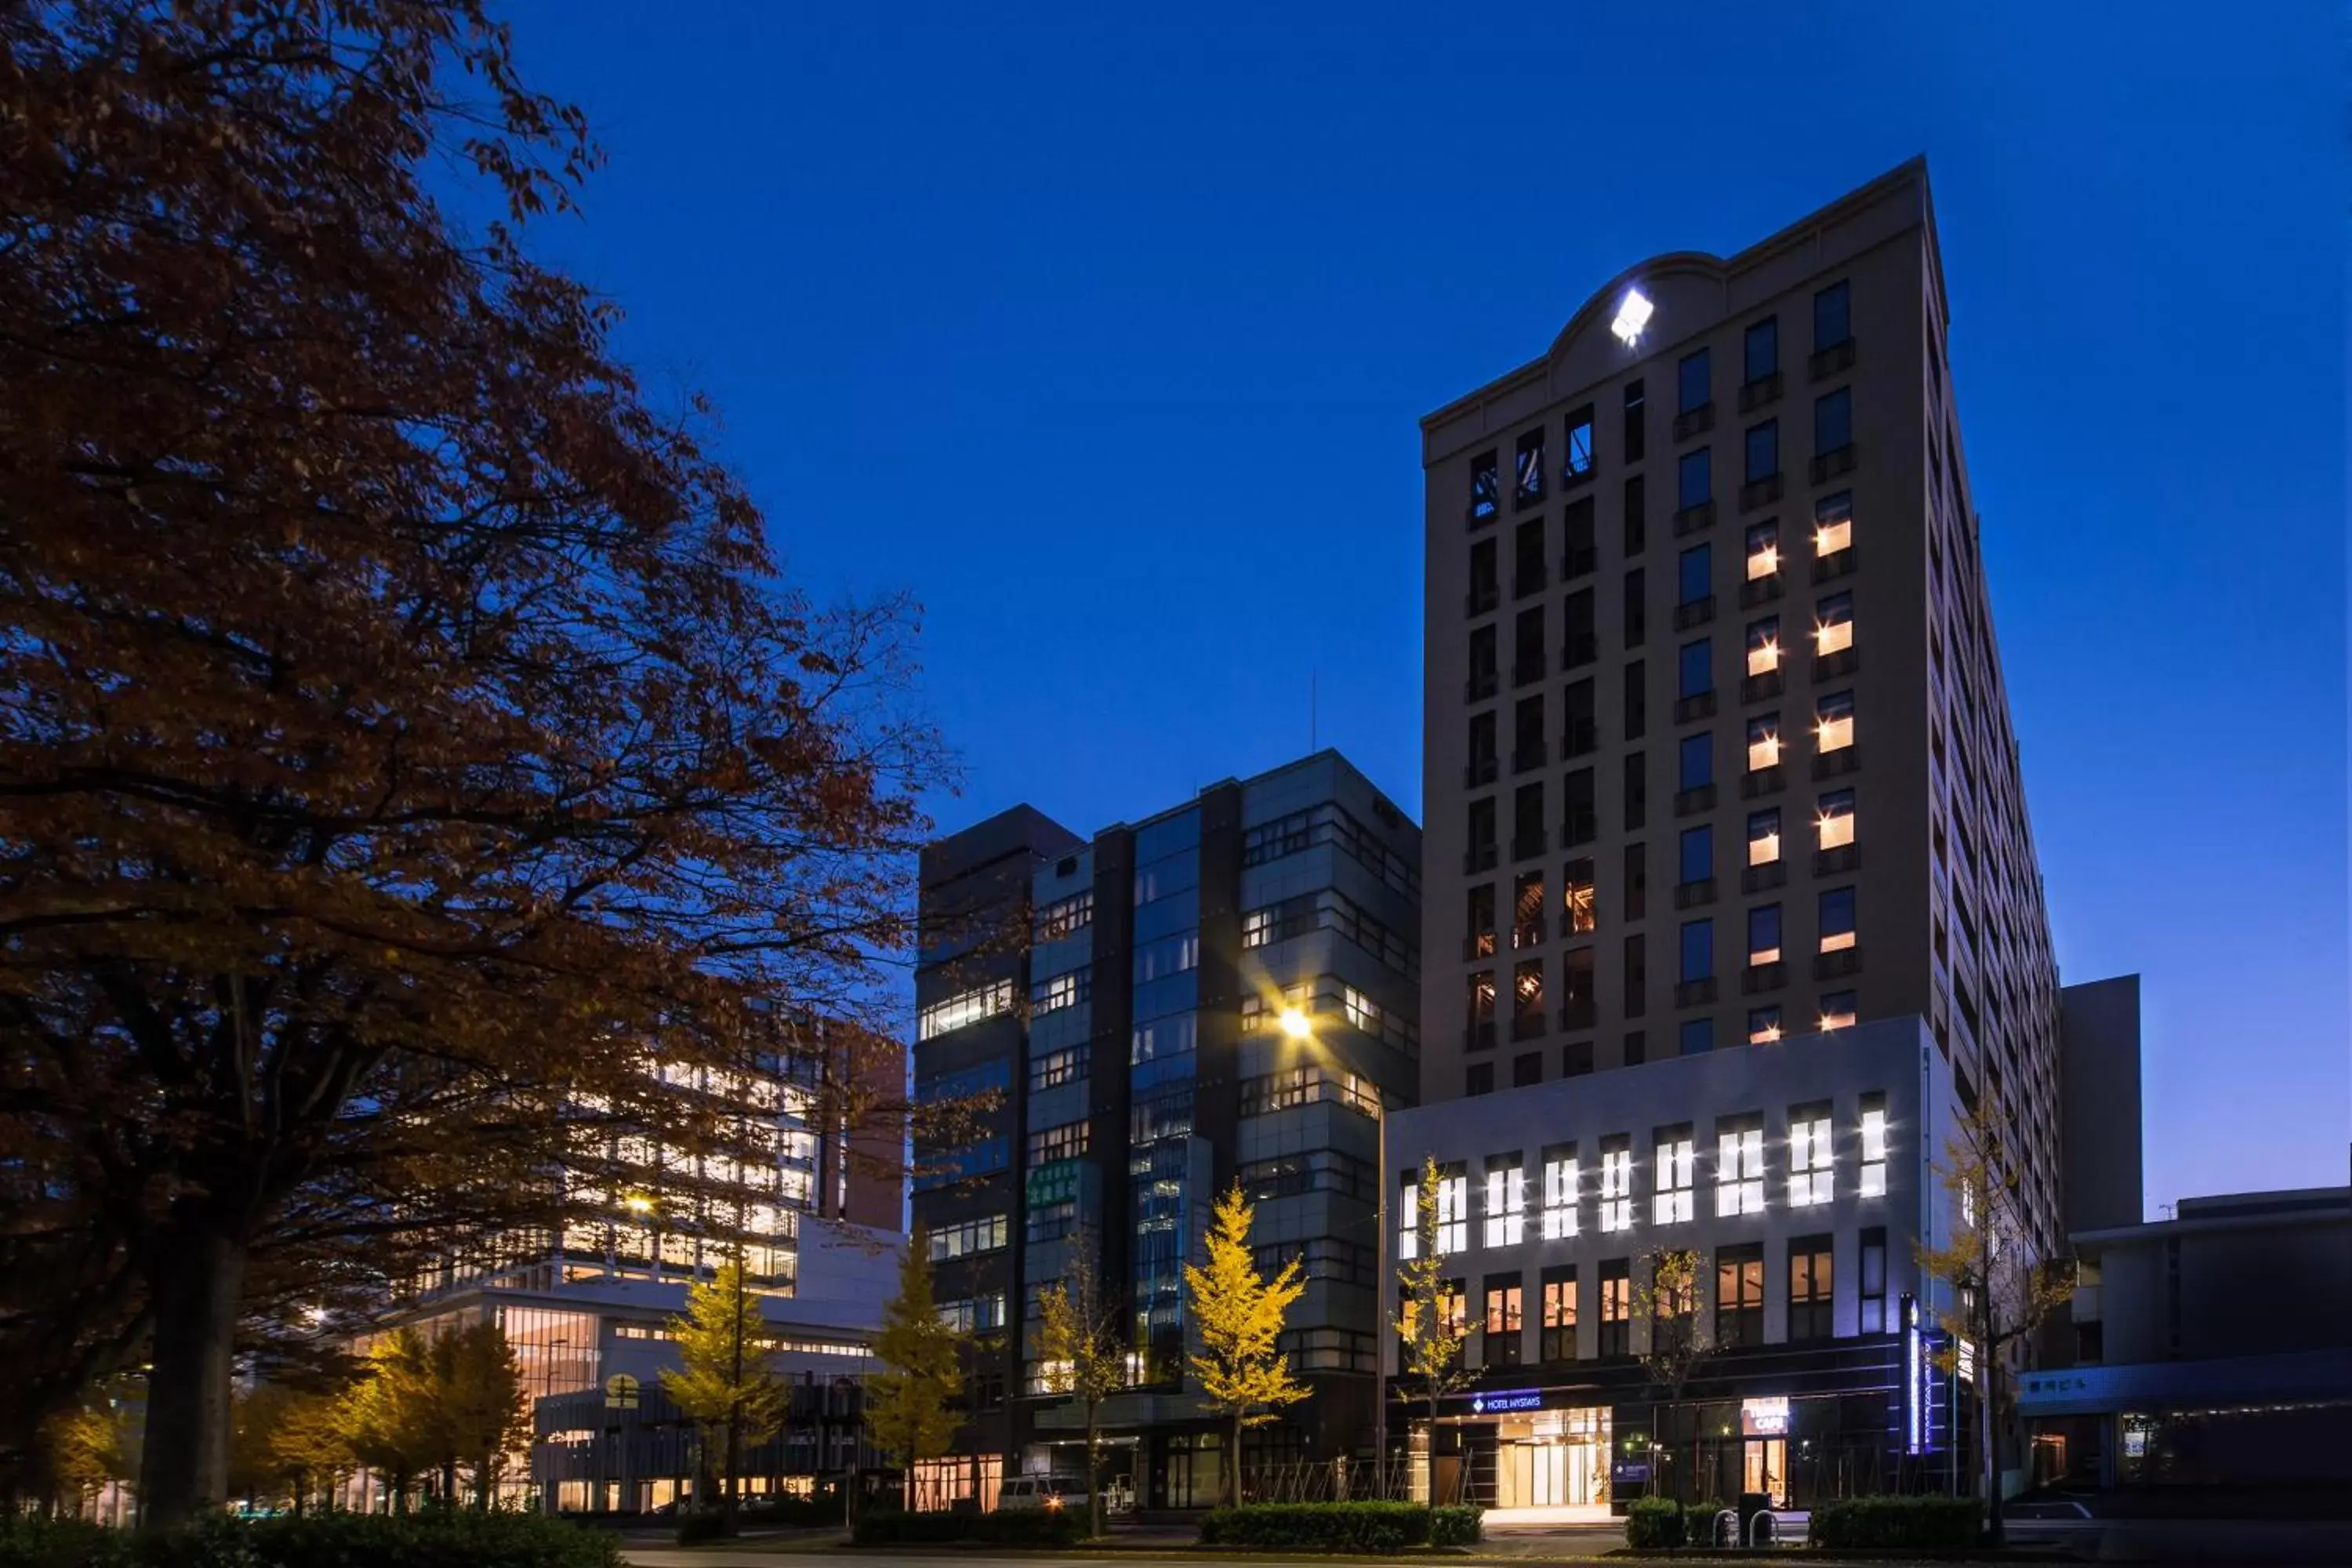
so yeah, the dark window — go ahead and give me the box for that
[1468,796,1496,858]
[1624,843,1648,920]
[1744,316,1778,383]
[1541,1264,1578,1362]
[1564,497,1596,576]
[1469,709,1497,774]
[1679,826,1712,886]
[1563,1040,1594,1076]
[1678,731,1711,790]
[1679,917,1712,983]
[1813,280,1850,350]
[1622,380,1646,463]
[1466,884,1496,957]
[1624,568,1647,648]
[1467,1062,1494,1096]
[1599,1260,1632,1357]
[1513,1052,1543,1089]
[1563,406,1595,481]
[1470,450,1500,521]
[1789,1236,1834,1341]
[1744,419,1778,484]
[1624,1029,1646,1065]
[1515,781,1545,851]
[1677,638,1711,699]
[1748,902,1781,964]
[1562,946,1595,1027]
[1566,588,1595,666]
[1469,623,1497,691]
[1677,543,1711,606]
[1564,680,1595,757]
[1678,447,1710,510]
[1814,387,1853,456]
[1514,607,1544,682]
[1514,518,1545,597]
[1623,660,1647,740]
[1715,1243,1765,1348]
[1468,536,1497,608]
[1623,474,1647,554]
[1562,768,1595,847]
[1679,1016,1713,1055]
[1859,1226,1888,1333]
[1677,349,1710,415]
[1515,428,1544,506]
[1514,695,1544,767]
[1623,932,1646,1019]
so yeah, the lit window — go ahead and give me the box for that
[1652,1131,1696,1224]
[1817,789,1856,850]
[1541,1146,1580,1239]
[1819,886,1856,953]
[918,979,1015,1041]
[1748,903,1781,967]
[1747,714,1780,773]
[1563,858,1597,935]
[1599,1140,1634,1232]
[1716,1127,1766,1216]
[1819,991,1857,1031]
[1814,590,1854,655]
[1815,492,1853,557]
[1815,690,1855,753]
[1748,1005,1783,1044]
[1485,1156,1527,1247]
[1745,521,1779,580]
[1790,1109,1834,1207]
[1748,808,1782,866]
[1240,908,1276,948]
[1438,1168,1468,1252]
[1860,1097,1889,1196]
[1746,616,1780,675]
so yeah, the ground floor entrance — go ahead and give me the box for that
[1491,1407,1612,1515]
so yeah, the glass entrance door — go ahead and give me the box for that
[1741,1438,1787,1505]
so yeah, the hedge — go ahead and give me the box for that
[1429,1504,1484,1546]
[1198,1502,1436,1552]
[1624,1496,1683,1549]
[1809,1496,1980,1549]
[850,1508,1087,1548]
[0,1512,622,1568]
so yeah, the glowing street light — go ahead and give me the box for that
[1278,1006,1313,1040]
[1611,287,1654,347]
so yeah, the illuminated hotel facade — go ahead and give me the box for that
[1403,159,2133,1513]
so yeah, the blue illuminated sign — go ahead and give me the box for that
[1468,1388,1544,1414]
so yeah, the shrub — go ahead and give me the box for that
[1624,1495,1684,1549]
[1684,1498,1733,1548]
[851,1508,1084,1548]
[1809,1496,1981,1550]
[0,1512,622,1568]
[1428,1504,1484,1546]
[1199,1502,1433,1552]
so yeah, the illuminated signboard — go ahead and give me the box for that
[1740,1396,1791,1436]
[1468,1389,1544,1415]
[1904,1294,1925,1455]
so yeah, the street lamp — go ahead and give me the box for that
[1279,1003,1392,1495]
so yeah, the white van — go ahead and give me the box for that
[996,1475,1088,1512]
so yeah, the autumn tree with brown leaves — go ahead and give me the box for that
[0,0,943,1525]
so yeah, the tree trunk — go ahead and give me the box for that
[1084,1400,1100,1538]
[137,1223,246,1529]
[1980,1341,2002,1547]
[724,1406,742,1524]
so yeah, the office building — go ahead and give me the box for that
[912,752,1419,1511]
[1402,159,2093,1512]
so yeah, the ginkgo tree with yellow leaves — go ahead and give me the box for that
[1394,1156,1472,1502]
[1183,1182,1306,1506]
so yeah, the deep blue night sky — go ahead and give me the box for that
[501,2,2347,1216]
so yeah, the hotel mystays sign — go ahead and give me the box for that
[1466,1388,1544,1414]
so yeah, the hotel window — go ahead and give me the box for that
[1815,590,1853,656]
[1715,1120,1766,1217]
[1677,347,1711,413]
[1819,989,1857,1031]
[1484,1153,1528,1247]
[1465,971,1496,1040]
[1789,1103,1834,1207]
[1563,406,1595,481]
[1748,1004,1782,1044]
[1513,872,1544,949]
[1470,450,1500,521]
[1652,1127,1696,1224]
[918,979,1015,1041]
[1813,279,1850,350]
[1748,903,1781,967]
[1859,1226,1888,1333]
[1747,713,1780,773]
[1483,1276,1524,1367]
[1623,661,1648,742]
[1819,886,1856,953]
[1599,1138,1634,1232]
[1814,387,1852,456]
[1678,917,1711,985]
[1679,732,1712,791]
[1563,858,1596,935]
[1678,826,1712,887]
[1788,1236,1835,1342]
[1541,1265,1579,1361]
[1515,427,1544,506]
[1860,1092,1889,1197]
[1438,1166,1468,1252]
[1678,447,1711,510]
[1744,315,1779,383]
[1565,497,1596,575]
[1744,419,1779,485]
[1715,1243,1765,1348]
[1815,492,1853,557]
[1467,884,1496,958]
[1624,843,1647,920]
[1677,637,1712,699]
[1623,379,1648,463]
[1677,544,1711,608]
[1748,808,1781,866]
[1541,1144,1580,1239]
[1744,520,1779,580]
[1513,960,1543,1029]
[1746,615,1780,676]
[1817,789,1856,851]
[1679,1016,1713,1055]
[1599,1260,1633,1356]
[1815,689,1855,753]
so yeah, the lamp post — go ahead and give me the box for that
[1278,1005,1391,1498]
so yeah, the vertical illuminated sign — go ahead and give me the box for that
[1903,1293,1924,1455]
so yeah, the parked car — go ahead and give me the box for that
[2002,1497,2101,1558]
[996,1475,1089,1512]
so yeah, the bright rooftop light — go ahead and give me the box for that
[1611,287,1654,347]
